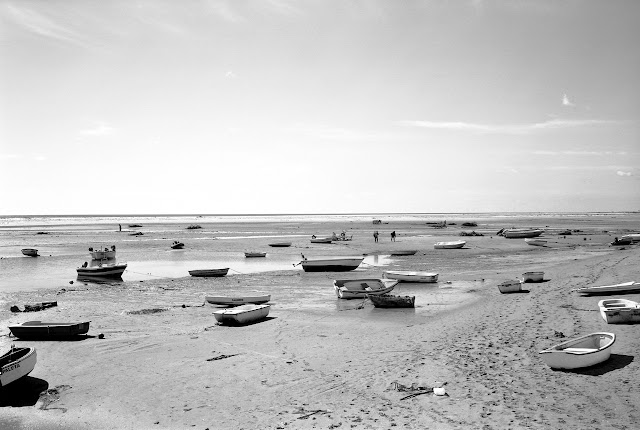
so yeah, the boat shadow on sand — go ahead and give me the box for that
[0,376,48,407]
[552,354,634,376]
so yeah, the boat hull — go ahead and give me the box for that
[390,250,417,256]
[598,299,640,324]
[434,241,466,249]
[310,237,333,244]
[213,304,270,325]
[0,347,37,387]
[189,268,229,277]
[333,278,398,299]
[525,238,547,246]
[369,294,415,308]
[21,248,39,257]
[244,252,266,258]
[498,280,523,294]
[9,321,90,339]
[574,281,640,295]
[522,271,544,283]
[268,242,292,247]
[301,258,364,272]
[383,271,438,283]
[539,332,615,369]
[77,264,127,278]
[206,295,271,306]
[503,229,544,239]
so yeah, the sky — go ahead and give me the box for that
[1,0,639,215]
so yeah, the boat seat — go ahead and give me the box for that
[562,347,597,354]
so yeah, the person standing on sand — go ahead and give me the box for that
[391,231,396,241]
[373,231,379,243]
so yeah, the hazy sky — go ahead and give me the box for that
[1,0,639,215]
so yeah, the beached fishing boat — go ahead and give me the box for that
[213,304,270,325]
[171,241,185,249]
[539,332,615,370]
[621,233,640,243]
[310,237,333,244]
[434,240,466,249]
[299,257,364,272]
[76,262,127,278]
[383,270,438,283]
[206,295,271,306]
[9,321,91,339]
[498,280,523,294]
[21,248,39,257]
[390,250,418,256]
[610,238,633,246]
[598,299,640,324]
[244,252,267,258]
[522,271,545,283]
[502,228,544,239]
[572,281,640,295]
[268,242,292,247]
[525,238,547,246]
[0,346,37,387]
[89,246,116,260]
[189,268,229,277]
[369,294,415,308]
[333,278,398,299]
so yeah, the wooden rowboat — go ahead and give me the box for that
[539,332,615,369]
[0,346,37,387]
[268,242,292,247]
[244,252,267,258]
[333,278,398,299]
[389,250,417,256]
[189,268,229,277]
[9,321,91,339]
[206,295,271,306]
[369,294,415,308]
[502,228,544,239]
[299,257,364,272]
[522,271,544,283]
[383,270,438,283]
[434,240,465,249]
[213,304,270,325]
[598,299,640,324]
[572,281,640,295]
[21,248,39,257]
[498,280,523,294]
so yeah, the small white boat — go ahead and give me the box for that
[333,278,398,299]
[268,242,292,247]
[502,229,544,239]
[598,299,640,324]
[77,262,127,278]
[0,346,37,387]
[310,237,333,244]
[383,270,438,283]
[189,268,229,277]
[299,257,364,272]
[621,233,640,243]
[498,280,523,294]
[525,238,547,247]
[539,332,615,369]
[89,246,116,260]
[213,304,270,325]
[244,252,267,258]
[573,281,640,295]
[390,250,417,256]
[21,248,39,257]
[206,295,271,306]
[434,240,466,249]
[522,271,544,283]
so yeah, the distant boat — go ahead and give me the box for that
[171,241,185,249]
[502,229,544,239]
[333,278,398,299]
[128,224,143,228]
[189,268,229,277]
[598,299,640,324]
[0,346,37,387]
[268,242,292,247]
[572,281,640,295]
[77,262,127,278]
[610,238,633,246]
[299,257,364,272]
[244,252,267,258]
[310,237,333,244]
[539,332,615,370]
[390,250,417,256]
[434,240,466,249]
[9,321,91,339]
[21,248,39,257]
[206,295,271,306]
[522,271,545,283]
[525,238,547,247]
[383,270,438,283]
[213,304,270,325]
[89,246,116,260]
[498,280,523,294]
[369,294,415,308]
[621,233,640,243]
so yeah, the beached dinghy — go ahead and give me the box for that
[333,278,398,299]
[539,332,615,370]
[0,346,37,387]
[298,257,364,272]
[522,271,544,283]
[621,233,640,243]
[498,280,523,294]
[244,252,267,258]
[598,299,640,324]
[77,262,127,278]
[268,242,292,247]
[434,241,466,249]
[369,294,415,308]
[213,304,270,325]
[21,248,39,257]
[189,268,229,277]
[572,281,640,295]
[502,228,544,239]
[389,250,417,256]
[524,238,547,246]
[9,321,91,339]
[206,295,271,306]
[310,237,333,244]
[383,270,438,283]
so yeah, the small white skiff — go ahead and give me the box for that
[206,295,271,306]
[502,228,544,239]
[383,270,438,283]
[572,281,640,295]
[598,299,640,324]
[0,346,37,387]
[498,280,523,294]
[333,278,398,299]
[539,332,615,369]
[433,240,466,249]
[522,271,544,283]
[213,304,270,325]
[524,238,547,246]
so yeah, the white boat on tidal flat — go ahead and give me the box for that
[497,280,522,294]
[598,299,640,324]
[572,281,640,295]
[539,332,615,370]
[213,304,270,325]
[383,270,438,283]
[502,228,544,239]
[0,346,37,387]
[434,240,465,249]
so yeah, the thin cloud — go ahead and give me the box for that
[562,94,575,107]
[4,4,87,47]
[399,119,625,134]
[617,171,632,176]
[78,122,116,138]
[533,150,628,156]
[0,153,22,160]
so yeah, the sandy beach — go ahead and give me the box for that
[1,214,640,429]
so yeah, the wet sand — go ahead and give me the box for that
[1,214,640,429]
